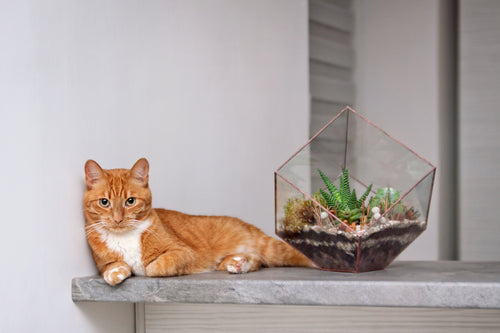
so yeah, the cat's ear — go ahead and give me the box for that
[131,158,149,186]
[85,160,105,188]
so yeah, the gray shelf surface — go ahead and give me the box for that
[72,261,500,308]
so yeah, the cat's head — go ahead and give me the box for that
[83,158,153,234]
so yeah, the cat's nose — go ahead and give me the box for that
[113,204,124,224]
[113,212,124,224]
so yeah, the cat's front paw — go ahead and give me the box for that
[103,264,131,286]
[145,258,176,276]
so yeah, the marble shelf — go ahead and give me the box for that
[72,261,500,308]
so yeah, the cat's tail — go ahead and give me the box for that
[258,235,317,268]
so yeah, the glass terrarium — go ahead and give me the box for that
[275,107,435,272]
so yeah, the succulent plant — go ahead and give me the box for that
[317,168,372,224]
[369,188,422,222]
[370,187,401,209]
[281,168,421,234]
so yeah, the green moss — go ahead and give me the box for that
[282,196,315,232]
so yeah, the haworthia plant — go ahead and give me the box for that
[318,168,372,224]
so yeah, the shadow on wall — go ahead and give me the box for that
[76,302,134,332]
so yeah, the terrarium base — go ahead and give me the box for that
[278,219,426,273]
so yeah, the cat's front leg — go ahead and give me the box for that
[102,261,132,286]
[145,250,193,277]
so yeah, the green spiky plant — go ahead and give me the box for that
[318,168,372,224]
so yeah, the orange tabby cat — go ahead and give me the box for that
[83,158,314,285]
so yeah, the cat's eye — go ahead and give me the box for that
[99,198,110,207]
[125,197,136,206]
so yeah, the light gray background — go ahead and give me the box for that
[0,1,308,332]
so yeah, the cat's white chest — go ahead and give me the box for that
[99,219,152,276]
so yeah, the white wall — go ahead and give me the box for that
[0,1,308,332]
[354,0,441,259]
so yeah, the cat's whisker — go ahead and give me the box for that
[85,219,105,227]
[86,218,105,224]
[85,227,102,237]
[86,223,104,231]
[85,221,107,237]
[85,229,101,237]
[144,228,162,243]
[127,219,162,242]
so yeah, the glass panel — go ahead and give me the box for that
[278,108,349,197]
[346,111,434,196]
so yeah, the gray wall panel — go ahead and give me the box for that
[459,0,500,260]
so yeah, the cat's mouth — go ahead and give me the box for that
[107,222,134,233]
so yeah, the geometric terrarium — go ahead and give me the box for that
[275,107,436,272]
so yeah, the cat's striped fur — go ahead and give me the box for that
[83,158,314,285]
